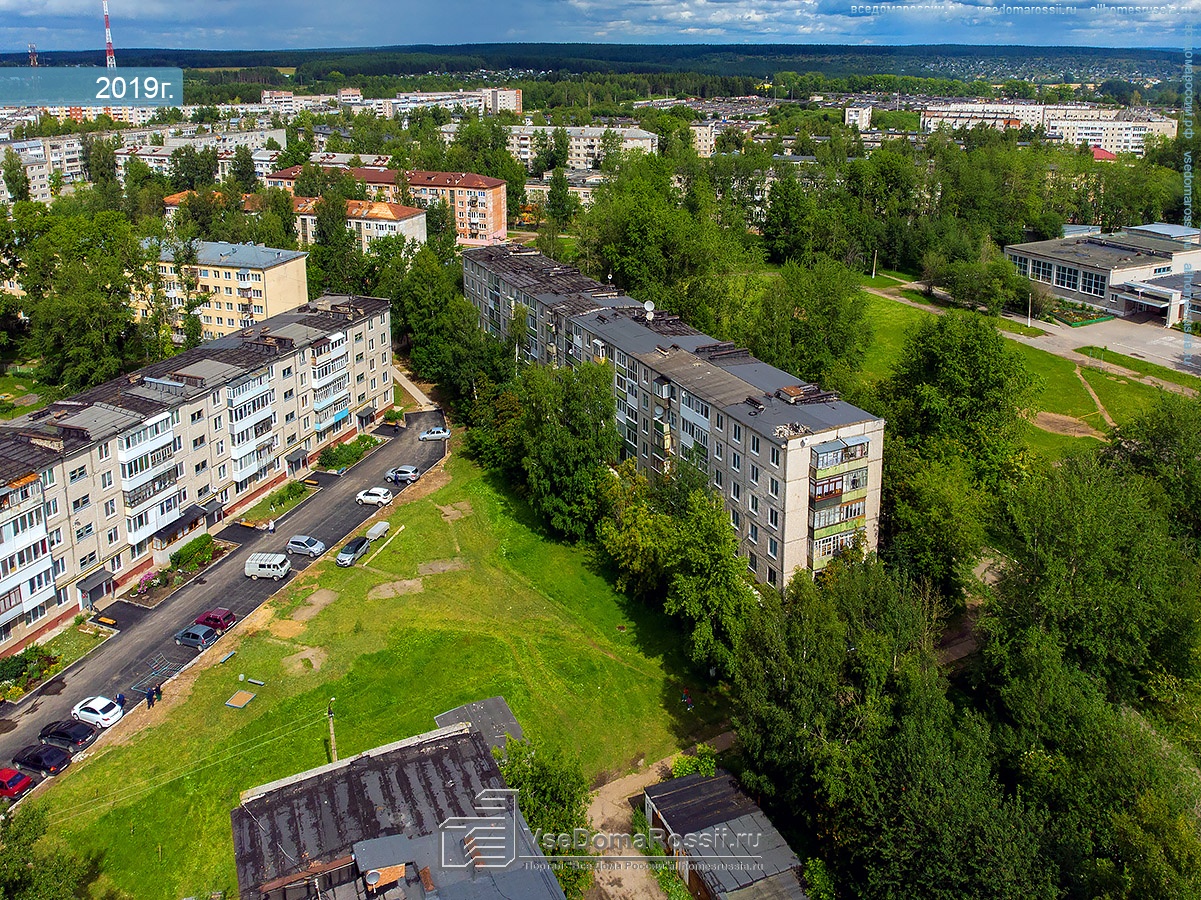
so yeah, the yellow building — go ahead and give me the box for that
[140,242,309,341]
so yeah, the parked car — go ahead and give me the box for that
[71,696,123,728]
[418,426,450,441]
[12,744,70,776]
[195,608,237,632]
[355,487,393,506]
[38,720,98,753]
[336,537,371,567]
[386,465,420,484]
[174,623,219,651]
[286,535,327,558]
[0,767,34,800]
[244,552,291,580]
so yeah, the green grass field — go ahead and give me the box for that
[236,482,314,526]
[1021,422,1103,460]
[859,273,906,289]
[1079,367,1166,427]
[1075,346,1201,391]
[40,455,722,900]
[860,292,933,381]
[991,316,1048,337]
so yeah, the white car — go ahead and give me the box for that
[71,696,124,729]
[418,426,450,441]
[355,487,394,506]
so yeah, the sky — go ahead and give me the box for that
[0,0,1197,54]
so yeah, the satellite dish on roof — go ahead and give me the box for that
[644,300,654,322]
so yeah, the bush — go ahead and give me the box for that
[169,533,215,572]
[0,644,57,688]
[264,480,307,511]
[670,742,718,779]
[384,409,404,423]
[317,434,380,470]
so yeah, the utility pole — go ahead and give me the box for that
[1027,291,1032,328]
[327,697,337,762]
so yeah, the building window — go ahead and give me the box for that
[79,550,98,569]
[732,423,742,443]
[731,452,741,473]
[770,446,780,467]
[104,498,116,518]
[109,553,123,573]
[749,522,759,542]
[99,471,113,489]
[1080,271,1107,297]
[732,481,741,501]
[714,470,723,487]
[44,498,58,518]
[71,495,90,513]
[106,526,119,545]
[750,464,759,485]
[750,495,759,515]
[769,507,779,529]
[1008,254,1029,276]
[1054,265,1080,291]
[1030,259,1053,283]
[769,477,779,497]
[41,469,56,488]
[767,568,777,586]
[751,435,760,455]
[69,465,87,484]
[98,442,111,461]
[1154,265,1171,275]
[768,537,779,559]
[75,522,94,541]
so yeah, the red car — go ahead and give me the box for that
[194,608,236,633]
[0,767,34,800]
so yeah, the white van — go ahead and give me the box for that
[244,552,291,581]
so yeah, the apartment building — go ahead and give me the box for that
[138,242,309,341]
[293,197,427,250]
[0,295,393,656]
[440,124,659,171]
[1006,226,1201,325]
[920,102,1176,156]
[844,106,873,130]
[524,169,604,212]
[0,148,51,204]
[391,89,522,117]
[462,245,884,586]
[267,165,507,243]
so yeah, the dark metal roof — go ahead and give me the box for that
[645,771,759,835]
[77,568,112,593]
[231,725,565,900]
[434,696,523,752]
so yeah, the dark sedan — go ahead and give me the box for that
[38,720,98,754]
[12,744,71,776]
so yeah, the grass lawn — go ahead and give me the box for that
[860,292,933,381]
[1079,368,1166,427]
[237,482,314,526]
[42,623,111,670]
[1021,422,1104,460]
[1008,343,1099,420]
[992,317,1048,338]
[859,273,906,289]
[0,370,51,419]
[1075,346,1201,391]
[879,268,918,282]
[41,455,723,900]
[897,288,941,308]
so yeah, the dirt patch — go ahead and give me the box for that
[418,558,466,576]
[1029,410,1107,440]
[437,500,473,522]
[282,646,327,675]
[268,618,305,639]
[368,579,424,600]
[291,588,339,622]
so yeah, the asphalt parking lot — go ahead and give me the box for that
[0,410,447,770]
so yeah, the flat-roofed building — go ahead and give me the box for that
[844,106,872,130]
[0,295,393,656]
[1005,228,1201,325]
[463,245,884,584]
[139,241,309,341]
[440,123,659,171]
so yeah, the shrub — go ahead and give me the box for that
[317,434,380,470]
[384,409,404,423]
[170,533,215,572]
[0,644,56,688]
[265,480,307,510]
[670,742,718,779]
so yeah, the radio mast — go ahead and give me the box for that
[102,0,116,68]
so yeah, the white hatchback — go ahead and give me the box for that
[355,487,394,506]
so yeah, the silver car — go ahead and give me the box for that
[387,465,420,484]
[336,537,370,567]
[418,426,450,441]
[286,535,327,558]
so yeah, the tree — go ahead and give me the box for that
[423,198,458,264]
[518,362,620,541]
[881,311,1035,482]
[544,167,577,229]
[307,193,361,297]
[229,144,259,193]
[169,145,219,192]
[745,256,869,386]
[495,739,593,900]
[762,169,815,263]
[3,149,31,203]
[0,805,88,900]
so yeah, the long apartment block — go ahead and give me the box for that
[0,296,393,656]
[463,245,884,588]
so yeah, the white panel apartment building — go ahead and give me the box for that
[440,124,659,171]
[463,245,884,587]
[0,296,393,656]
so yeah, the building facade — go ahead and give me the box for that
[293,198,427,250]
[0,296,393,657]
[138,242,309,341]
[1006,228,1201,325]
[440,124,659,171]
[462,245,884,586]
[844,106,873,130]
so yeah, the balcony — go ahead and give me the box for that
[123,465,180,510]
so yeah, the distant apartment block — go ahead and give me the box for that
[1006,226,1201,325]
[292,197,427,250]
[0,296,393,656]
[391,89,522,116]
[138,241,309,341]
[463,245,884,585]
[524,169,604,211]
[920,102,1176,156]
[690,122,716,158]
[440,123,659,171]
[266,165,506,243]
[844,106,873,130]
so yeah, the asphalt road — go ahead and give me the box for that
[0,410,447,768]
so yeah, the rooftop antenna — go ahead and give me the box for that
[643,299,654,323]
[102,0,116,68]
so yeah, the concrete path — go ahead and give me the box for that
[393,364,436,410]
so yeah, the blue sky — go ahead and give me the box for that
[0,0,1195,53]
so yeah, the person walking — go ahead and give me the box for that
[154,684,162,703]
[268,519,275,534]
[146,687,155,709]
